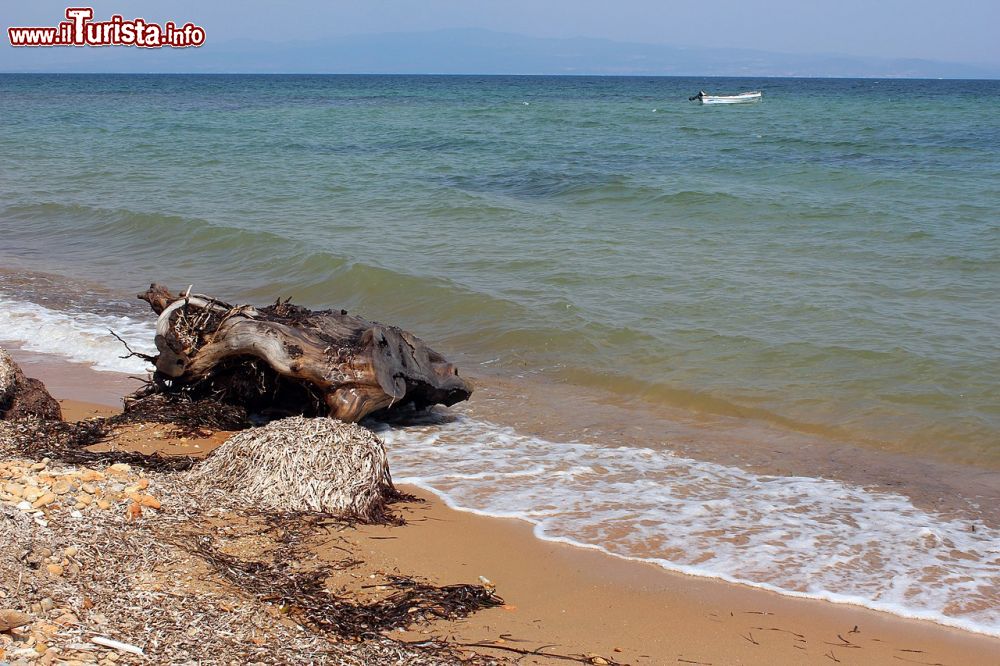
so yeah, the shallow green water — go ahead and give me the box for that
[1,74,998,462]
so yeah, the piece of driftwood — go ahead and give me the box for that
[137,284,471,422]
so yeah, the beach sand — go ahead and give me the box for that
[10,354,1000,665]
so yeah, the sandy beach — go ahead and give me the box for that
[0,351,995,665]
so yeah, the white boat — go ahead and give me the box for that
[689,90,762,105]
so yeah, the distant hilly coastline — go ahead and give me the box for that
[2,27,998,78]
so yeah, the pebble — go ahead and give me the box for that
[0,609,32,632]
[138,495,161,510]
[45,564,64,578]
[125,502,142,521]
[51,480,72,495]
[32,493,56,509]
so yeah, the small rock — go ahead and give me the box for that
[31,493,56,509]
[51,480,72,495]
[16,500,32,512]
[0,608,32,631]
[125,502,142,521]
[53,613,78,627]
[64,546,79,558]
[96,499,112,511]
[138,495,161,510]
[106,464,131,479]
[35,622,58,637]
[45,564,64,578]
[81,483,98,495]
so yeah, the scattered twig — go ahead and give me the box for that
[108,328,157,363]
[825,635,861,649]
[90,636,145,656]
[892,657,944,666]
[456,641,621,664]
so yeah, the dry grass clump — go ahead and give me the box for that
[187,416,396,521]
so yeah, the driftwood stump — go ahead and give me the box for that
[137,285,471,422]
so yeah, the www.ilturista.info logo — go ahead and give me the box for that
[8,7,205,48]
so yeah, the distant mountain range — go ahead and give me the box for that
[3,28,997,79]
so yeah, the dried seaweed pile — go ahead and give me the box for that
[0,389,253,472]
[0,418,192,472]
[192,535,504,641]
[187,416,398,520]
[117,392,249,433]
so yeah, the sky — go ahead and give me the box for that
[2,0,999,70]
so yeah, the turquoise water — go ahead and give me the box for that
[1,74,1000,636]
[1,74,998,462]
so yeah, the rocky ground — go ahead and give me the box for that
[0,425,501,666]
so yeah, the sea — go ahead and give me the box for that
[0,74,998,637]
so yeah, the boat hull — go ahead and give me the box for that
[699,92,762,105]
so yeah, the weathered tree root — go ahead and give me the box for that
[137,284,473,422]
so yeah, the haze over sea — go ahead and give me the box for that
[1,74,998,636]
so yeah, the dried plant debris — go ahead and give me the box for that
[116,392,249,433]
[0,454,502,665]
[187,416,399,521]
[0,390,248,471]
[193,536,504,641]
[0,418,194,472]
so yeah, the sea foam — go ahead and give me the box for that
[0,296,155,374]
[377,416,1000,637]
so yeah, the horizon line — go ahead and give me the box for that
[1,71,997,81]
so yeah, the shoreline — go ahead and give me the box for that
[6,348,999,663]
